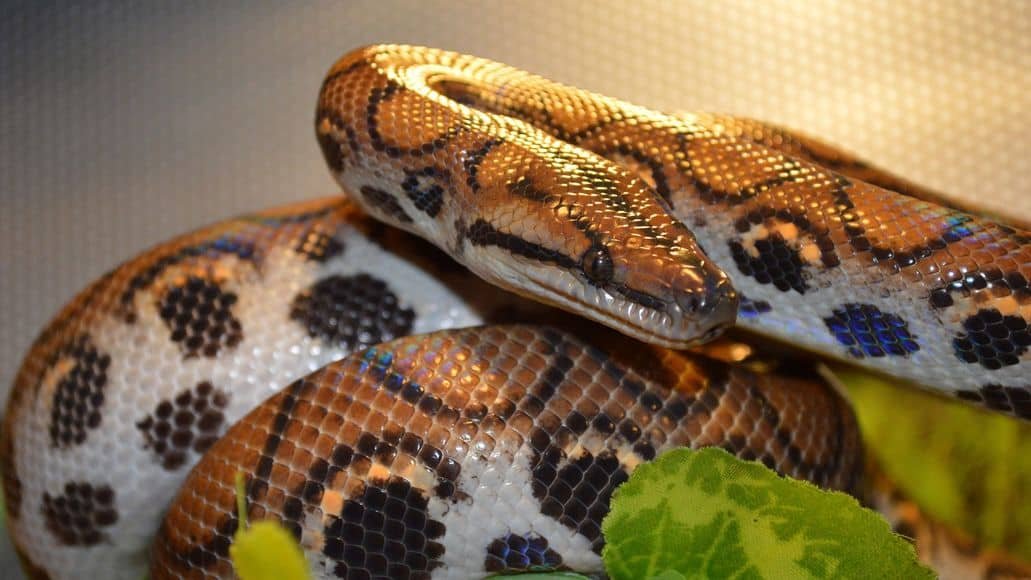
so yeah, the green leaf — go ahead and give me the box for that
[601,447,933,579]
[229,472,310,580]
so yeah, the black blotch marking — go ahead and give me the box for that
[401,167,447,217]
[41,482,117,546]
[535,350,574,404]
[159,276,243,358]
[729,234,810,294]
[136,381,230,470]
[296,227,344,262]
[484,533,563,574]
[290,274,415,353]
[530,444,629,554]
[49,334,110,448]
[956,384,1031,418]
[823,303,920,358]
[359,185,413,224]
[953,308,1030,370]
[322,476,445,578]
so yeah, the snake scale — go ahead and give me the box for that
[3,45,1029,579]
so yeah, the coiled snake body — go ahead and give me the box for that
[3,45,1029,579]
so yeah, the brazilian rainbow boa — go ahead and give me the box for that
[3,45,1028,579]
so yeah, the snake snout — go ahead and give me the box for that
[671,266,738,337]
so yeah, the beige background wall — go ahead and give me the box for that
[1,1,1028,574]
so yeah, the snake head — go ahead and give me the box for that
[315,48,738,348]
[448,151,739,349]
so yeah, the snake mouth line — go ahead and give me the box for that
[496,266,724,349]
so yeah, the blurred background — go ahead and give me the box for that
[1,1,1028,576]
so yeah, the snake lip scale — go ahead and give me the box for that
[2,44,1028,579]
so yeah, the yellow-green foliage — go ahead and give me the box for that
[838,367,1031,560]
[602,447,933,579]
[229,473,310,580]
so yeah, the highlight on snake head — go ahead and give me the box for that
[315,49,738,349]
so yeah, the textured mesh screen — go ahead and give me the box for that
[0,1,1027,574]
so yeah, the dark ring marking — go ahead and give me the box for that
[678,130,808,206]
[595,144,673,206]
[118,236,256,323]
[729,236,811,294]
[462,138,505,193]
[366,80,464,158]
[832,181,992,273]
[316,110,361,172]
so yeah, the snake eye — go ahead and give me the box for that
[582,245,614,285]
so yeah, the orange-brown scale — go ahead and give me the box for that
[152,325,860,578]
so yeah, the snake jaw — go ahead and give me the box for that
[461,243,738,349]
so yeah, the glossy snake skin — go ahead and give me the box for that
[314,46,1030,415]
[2,44,1027,579]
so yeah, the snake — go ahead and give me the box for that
[2,44,1029,580]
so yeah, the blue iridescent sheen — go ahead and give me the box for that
[359,348,394,378]
[176,235,256,262]
[739,295,773,318]
[823,303,920,358]
[207,235,256,259]
[942,214,976,243]
[485,533,562,572]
